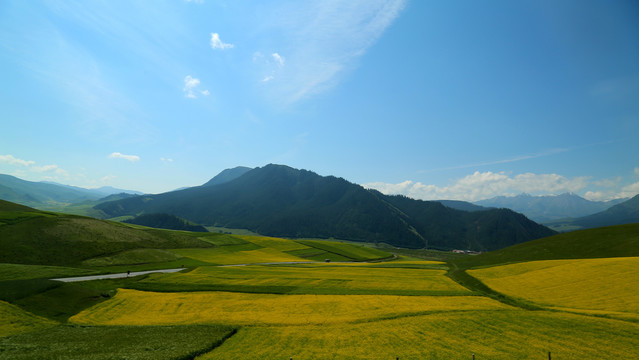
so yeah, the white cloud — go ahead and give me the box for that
[272,53,285,67]
[364,171,590,202]
[160,157,174,163]
[262,75,275,83]
[109,152,140,162]
[210,33,234,50]
[183,75,209,99]
[0,154,35,167]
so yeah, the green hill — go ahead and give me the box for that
[0,203,213,266]
[95,164,555,251]
[452,222,639,269]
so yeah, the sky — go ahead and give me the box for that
[1,0,638,202]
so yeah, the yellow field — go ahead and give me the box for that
[0,300,57,337]
[169,246,309,265]
[141,263,469,294]
[469,257,639,319]
[197,310,639,359]
[70,289,511,326]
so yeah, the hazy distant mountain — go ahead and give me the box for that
[0,174,100,207]
[0,174,143,211]
[474,193,626,223]
[95,164,555,251]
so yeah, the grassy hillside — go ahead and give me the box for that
[0,206,214,266]
[452,222,639,269]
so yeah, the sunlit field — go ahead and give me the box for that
[469,257,639,320]
[70,288,508,326]
[137,263,469,295]
[197,310,639,360]
[169,245,310,265]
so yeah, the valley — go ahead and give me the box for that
[1,200,638,358]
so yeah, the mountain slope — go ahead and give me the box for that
[96,164,555,250]
[569,194,639,229]
[452,222,639,270]
[202,166,252,187]
[0,201,212,266]
[475,193,626,223]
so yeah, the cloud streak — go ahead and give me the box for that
[257,0,406,104]
[109,152,140,162]
[0,154,36,167]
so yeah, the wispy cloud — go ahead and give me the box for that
[0,154,35,167]
[420,148,569,173]
[109,152,140,162]
[0,154,68,177]
[210,33,234,50]
[256,0,406,104]
[364,171,590,202]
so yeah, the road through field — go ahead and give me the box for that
[51,268,186,282]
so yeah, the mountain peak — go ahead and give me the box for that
[202,166,252,187]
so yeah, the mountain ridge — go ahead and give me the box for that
[95,164,555,250]
[474,192,627,223]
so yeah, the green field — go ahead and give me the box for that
[2,203,639,359]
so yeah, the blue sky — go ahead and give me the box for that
[1,0,638,201]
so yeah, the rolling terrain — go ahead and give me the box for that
[1,199,638,358]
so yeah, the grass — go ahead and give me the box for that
[0,263,98,281]
[469,257,639,320]
[451,222,639,269]
[70,289,510,326]
[134,263,470,295]
[295,239,392,261]
[170,245,310,265]
[0,300,57,337]
[0,324,236,360]
[81,248,183,266]
[199,310,639,359]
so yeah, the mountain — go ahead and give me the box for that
[0,174,101,207]
[562,194,639,229]
[202,166,252,187]
[0,174,143,209]
[95,164,555,251]
[474,193,626,223]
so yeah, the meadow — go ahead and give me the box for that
[2,205,639,359]
[469,257,639,321]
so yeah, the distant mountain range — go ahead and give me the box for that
[0,174,142,208]
[474,193,627,223]
[95,164,555,251]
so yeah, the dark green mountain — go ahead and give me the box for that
[124,213,208,232]
[435,200,491,212]
[95,164,555,250]
[202,166,252,187]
